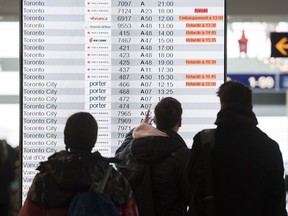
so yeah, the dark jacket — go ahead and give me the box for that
[26,150,132,209]
[0,141,15,216]
[190,105,287,216]
[116,123,190,216]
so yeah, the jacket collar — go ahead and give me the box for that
[215,105,258,126]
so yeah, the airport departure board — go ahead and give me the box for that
[21,0,226,200]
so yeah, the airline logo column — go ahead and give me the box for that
[85,0,112,156]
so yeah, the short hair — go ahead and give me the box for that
[64,112,98,152]
[217,81,252,107]
[154,97,182,130]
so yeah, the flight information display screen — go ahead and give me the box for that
[21,0,226,200]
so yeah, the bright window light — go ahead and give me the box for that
[0,104,19,147]
[0,22,19,58]
[0,72,19,94]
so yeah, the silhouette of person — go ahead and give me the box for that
[0,139,16,216]
[187,81,287,216]
[115,97,190,216]
[20,112,137,215]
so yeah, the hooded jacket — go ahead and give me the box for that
[189,105,287,216]
[24,151,132,209]
[116,123,190,216]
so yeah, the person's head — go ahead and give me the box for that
[154,97,182,131]
[217,81,252,109]
[64,112,98,153]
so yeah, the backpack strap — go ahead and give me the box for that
[200,129,215,216]
[97,165,113,193]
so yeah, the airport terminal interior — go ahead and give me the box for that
[0,0,287,211]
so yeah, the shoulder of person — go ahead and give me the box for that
[172,145,190,157]
[115,128,135,156]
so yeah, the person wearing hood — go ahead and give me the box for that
[20,112,137,216]
[0,140,16,216]
[187,81,287,216]
[115,97,190,216]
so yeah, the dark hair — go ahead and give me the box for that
[64,112,98,152]
[154,97,182,130]
[217,81,252,107]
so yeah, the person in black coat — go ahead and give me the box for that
[0,140,16,216]
[20,112,136,216]
[115,97,190,216]
[188,81,287,216]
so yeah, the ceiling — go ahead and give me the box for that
[226,0,288,16]
[1,0,288,21]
